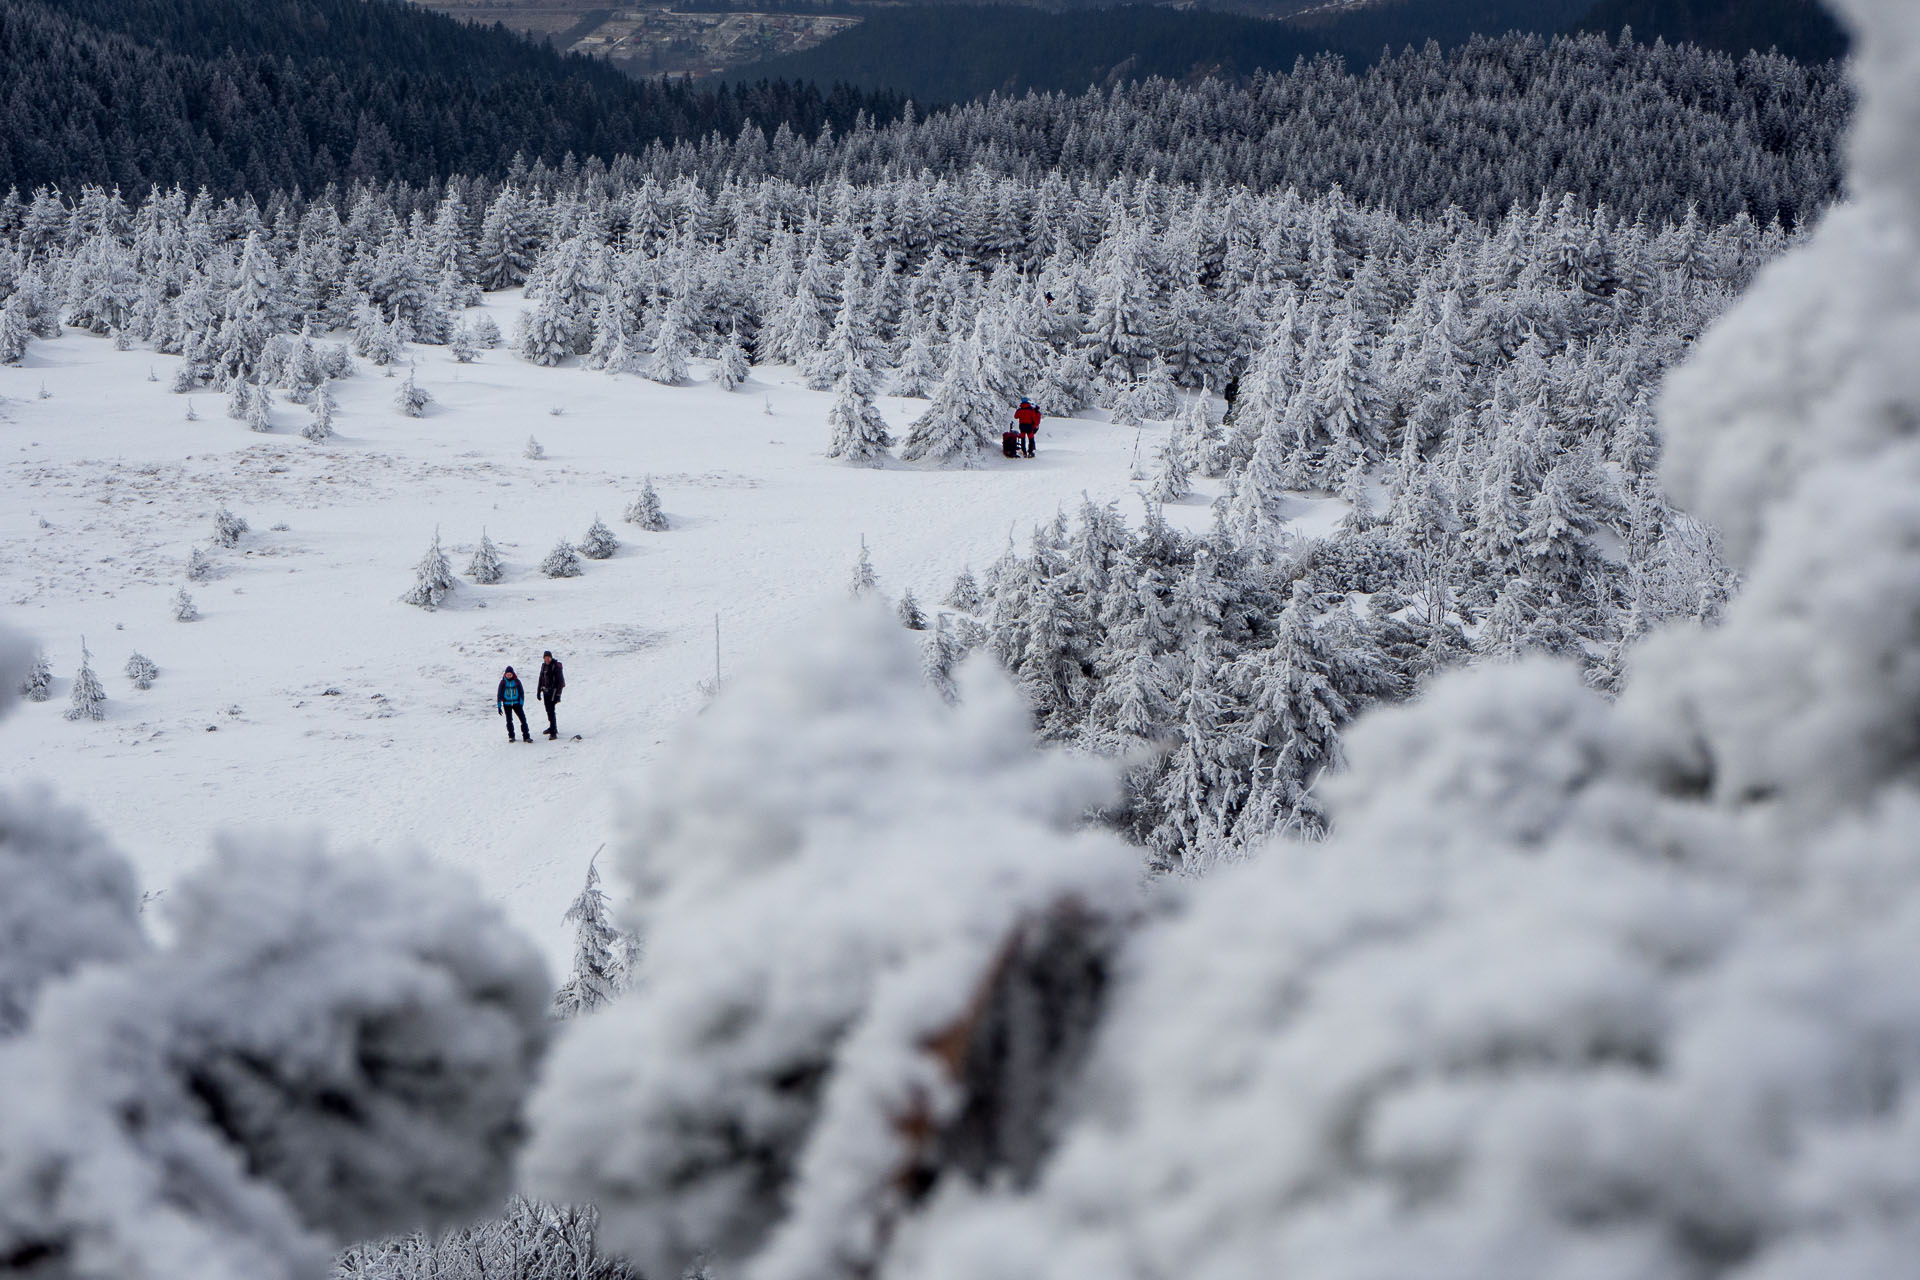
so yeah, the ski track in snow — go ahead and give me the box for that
[0,294,1269,967]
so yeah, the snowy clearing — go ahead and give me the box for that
[0,295,1262,962]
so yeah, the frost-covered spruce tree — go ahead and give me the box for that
[0,300,30,365]
[945,568,984,614]
[896,589,927,631]
[921,614,968,705]
[848,537,879,598]
[625,477,669,531]
[542,540,583,578]
[806,262,884,394]
[525,435,546,461]
[645,297,692,385]
[1151,436,1192,503]
[212,506,248,548]
[552,858,625,1019]
[225,376,251,422]
[476,183,537,289]
[352,300,401,366]
[1136,356,1180,420]
[123,652,157,690]
[171,587,198,621]
[900,330,999,467]
[401,530,457,609]
[393,366,432,417]
[468,529,503,584]
[186,547,213,582]
[892,330,942,399]
[19,651,52,702]
[713,327,750,390]
[515,239,595,366]
[65,639,105,722]
[1035,346,1096,417]
[825,372,892,466]
[581,516,619,560]
[246,380,274,434]
[449,319,478,364]
[303,379,334,442]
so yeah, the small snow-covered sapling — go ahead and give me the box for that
[897,589,927,631]
[124,652,158,690]
[581,517,619,560]
[19,651,52,702]
[623,477,668,531]
[172,588,199,621]
[400,530,458,609]
[246,383,273,433]
[304,379,335,442]
[849,536,879,599]
[944,568,984,614]
[525,435,547,460]
[541,540,583,578]
[212,507,248,548]
[394,366,432,418]
[468,530,503,584]
[187,548,213,581]
[66,639,106,721]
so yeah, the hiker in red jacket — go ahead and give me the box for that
[1014,399,1041,457]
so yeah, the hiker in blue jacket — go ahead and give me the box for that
[497,665,532,743]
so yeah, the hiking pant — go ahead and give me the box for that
[504,704,530,741]
[542,694,560,736]
[1020,430,1037,457]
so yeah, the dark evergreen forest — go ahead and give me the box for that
[4,5,1848,232]
[0,0,901,197]
[1574,0,1848,63]
[730,33,1846,226]
[728,5,1328,103]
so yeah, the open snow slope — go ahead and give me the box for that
[1,296,1229,965]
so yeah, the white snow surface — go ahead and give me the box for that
[0,295,1192,964]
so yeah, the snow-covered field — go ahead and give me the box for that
[0,295,1231,964]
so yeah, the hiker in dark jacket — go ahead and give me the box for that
[498,666,531,743]
[537,650,566,739]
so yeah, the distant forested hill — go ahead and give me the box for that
[1287,0,1596,53]
[726,5,1324,102]
[728,0,1621,103]
[0,0,901,195]
[1573,0,1848,62]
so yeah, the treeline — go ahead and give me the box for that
[0,0,903,197]
[729,4,1330,101]
[3,1,1846,230]
[1287,0,1594,52]
[739,31,1845,225]
[1574,0,1848,64]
